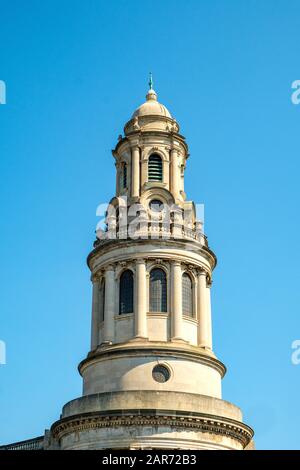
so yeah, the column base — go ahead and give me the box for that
[130,336,149,342]
[99,341,113,347]
[171,337,188,344]
[198,344,212,351]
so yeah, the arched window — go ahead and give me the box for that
[148,154,163,182]
[182,273,193,316]
[119,270,134,314]
[149,268,167,312]
[99,279,105,322]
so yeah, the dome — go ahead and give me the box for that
[131,88,172,119]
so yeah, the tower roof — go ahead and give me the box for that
[131,75,172,119]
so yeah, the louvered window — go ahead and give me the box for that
[148,154,163,182]
[149,268,167,312]
[119,270,134,314]
[182,273,193,316]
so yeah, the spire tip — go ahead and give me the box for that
[148,72,153,90]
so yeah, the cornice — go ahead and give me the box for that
[87,238,217,272]
[78,343,226,378]
[113,136,130,154]
[51,410,253,448]
[115,128,188,154]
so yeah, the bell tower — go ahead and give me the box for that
[114,81,186,206]
[50,81,254,450]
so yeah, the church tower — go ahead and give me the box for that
[50,81,254,450]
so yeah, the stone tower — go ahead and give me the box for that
[50,83,254,450]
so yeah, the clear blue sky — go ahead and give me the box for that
[1,0,299,450]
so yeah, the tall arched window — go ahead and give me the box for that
[148,154,163,182]
[149,268,167,312]
[119,270,134,314]
[182,273,193,316]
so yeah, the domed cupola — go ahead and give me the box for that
[132,88,172,118]
[124,75,179,134]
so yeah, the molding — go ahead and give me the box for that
[142,146,169,162]
[91,253,212,282]
[114,313,134,322]
[88,238,217,272]
[147,312,169,318]
[114,131,188,164]
[182,315,198,325]
[51,410,253,448]
[79,344,226,378]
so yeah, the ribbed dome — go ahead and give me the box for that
[132,89,172,119]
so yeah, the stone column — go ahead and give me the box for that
[197,269,212,350]
[115,162,120,196]
[131,146,140,198]
[135,259,148,338]
[171,148,179,200]
[206,280,213,350]
[171,261,183,340]
[180,162,185,194]
[90,277,100,350]
[103,265,115,344]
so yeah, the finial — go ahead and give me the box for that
[146,72,157,101]
[148,72,153,90]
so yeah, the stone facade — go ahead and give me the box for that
[0,83,254,451]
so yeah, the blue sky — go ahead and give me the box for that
[0,0,300,449]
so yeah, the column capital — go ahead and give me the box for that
[91,269,105,282]
[170,136,180,148]
[135,258,146,265]
[105,263,115,272]
[91,274,100,283]
[172,260,181,267]
[197,267,207,277]
[130,143,140,151]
